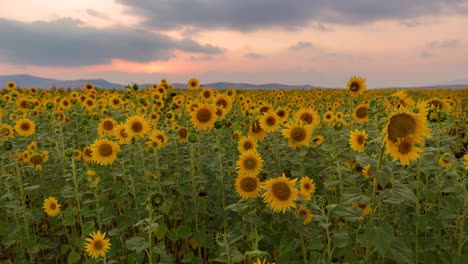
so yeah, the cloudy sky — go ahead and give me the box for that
[0,0,467,87]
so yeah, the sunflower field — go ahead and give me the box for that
[0,78,467,264]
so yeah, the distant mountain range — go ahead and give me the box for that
[0,74,467,90]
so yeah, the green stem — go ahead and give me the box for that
[300,232,308,263]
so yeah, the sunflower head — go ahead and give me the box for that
[90,139,120,165]
[236,150,264,177]
[235,174,261,199]
[125,115,150,139]
[43,197,61,217]
[262,173,299,213]
[15,118,36,137]
[187,77,200,90]
[84,231,111,259]
[190,103,217,130]
[347,76,366,95]
[349,129,368,153]
[282,120,313,149]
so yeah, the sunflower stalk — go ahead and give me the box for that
[70,157,84,237]
[215,131,226,208]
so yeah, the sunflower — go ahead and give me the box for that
[249,120,266,141]
[299,176,316,201]
[235,174,261,199]
[262,173,299,213]
[125,115,150,139]
[349,129,368,153]
[294,107,320,128]
[187,77,200,90]
[43,197,61,217]
[214,94,233,112]
[190,103,217,130]
[347,76,366,95]
[6,81,17,90]
[237,136,258,153]
[90,139,120,165]
[385,137,422,166]
[114,124,131,144]
[383,109,430,146]
[84,82,95,91]
[84,231,111,259]
[275,107,289,123]
[0,124,15,140]
[177,126,189,143]
[236,150,264,177]
[311,134,324,147]
[361,164,372,179]
[28,150,49,170]
[323,111,334,123]
[15,118,36,136]
[296,206,313,225]
[438,153,454,168]
[97,117,117,137]
[353,103,369,124]
[282,120,313,149]
[149,129,168,148]
[259,111,280,133]
[352,203,371,216]
[82,147,94,163]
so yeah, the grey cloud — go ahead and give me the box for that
[190,55,215,61]
[86,9,109,19]
[117,0,468,31]
[0,18,224,67]
[427,39,460,49]
[244,53,264,59]
[288,41,314,51]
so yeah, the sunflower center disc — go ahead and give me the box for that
[30,155,43,165]
[272,182,291,201]
[291,127,306,141]
[197,109,212,123]
[99,144,113,157]
[277,110,285,118]
[356,107,368,118]
[300,113,313,124]
[103,121,114,130]
[251,121,262,133]
[357,135,365,145]
[21,123,31,131]
[398,141,412,154]
[266,117,276,126]
[179,128,188,138]
[50,203,56,210]
[241,178,257,192]
[94,241,103,250]
[387,113,416,142]
[243,142,252,150]
[217,99,227,108]
[131,122,143,133]
[190,81,197,87]
[245,159,256,169]
[350,82,360,91]
[303,183,311,191]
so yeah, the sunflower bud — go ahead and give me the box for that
[117,152,123,158]
[333,121,343,131]
[188,134,198,143]
[64,148,74,158]
[214,120,223,129]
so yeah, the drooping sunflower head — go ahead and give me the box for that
[235,174,261,199]
[149,129,168,148]
[177,126,189,143]
[311,134,324,147]
[438,153,454,168]
[349,129,368,153]
[262,173,299,213]
[43,197,61,217]
[362,164,372,179]
[125,115,150,139]
[282,120,313,149]
[190,103,217,130]
[352,203,371,216]
[347,76,367,95]
[249,120,266,142]
[90,139,120,166]
[0,124,15,140]
[296,206,313,225]
[187,77,200,90]
[236,150,264,177]
[15,118,36,137]
[84,230,111,259]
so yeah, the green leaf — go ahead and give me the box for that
[125,236,149,254]
[154,222,168,240]
[334,229,350,248]
[364,222,395,256]
[67,251,81,264]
